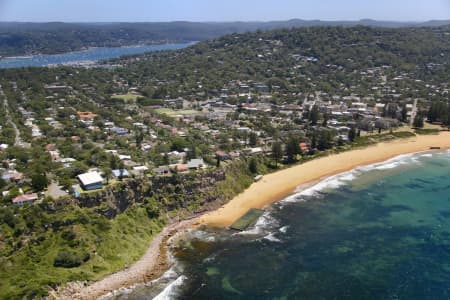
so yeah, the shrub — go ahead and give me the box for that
[53,249,89,268]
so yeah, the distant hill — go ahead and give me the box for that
[0,19,449,56]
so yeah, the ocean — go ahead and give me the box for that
[111,150,450,299]
[0,42,195,69]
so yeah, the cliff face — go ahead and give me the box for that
[75,167,232,219]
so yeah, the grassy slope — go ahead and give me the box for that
[0,205,163,299]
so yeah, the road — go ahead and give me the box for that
[0,84,24,147]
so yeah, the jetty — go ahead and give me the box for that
[230,208,264,231]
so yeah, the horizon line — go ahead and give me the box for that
[1,18,449,24]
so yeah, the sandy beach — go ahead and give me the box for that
[57,131,450,299]
[197,132,450,227]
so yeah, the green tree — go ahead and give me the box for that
[0,177,6,190]
[248,157,258,174]
[317,129,334,151]
[309,105,319,125]
[31,172,48,191]
[401,105,408,122]
[413,115,424,128]
[102,167,113,184]
[322,113,329,127]
[285,136,300,162]
[135,129,144,147]
[170,137,188,152]
[118,161,125,181]
[271,141,283,167]
[348,126,356,142]
[248,132,258,147]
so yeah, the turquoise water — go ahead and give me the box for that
[0,42,194,69]
[114,150,450,299]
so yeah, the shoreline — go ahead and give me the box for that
[196,132,450,227]
[58,131,450,299]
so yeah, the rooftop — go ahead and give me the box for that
[77,171,103,186]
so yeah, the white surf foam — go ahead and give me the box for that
[283,169,358,202]
[282,152,427,203]
[188,229,218,242]
[357,153,423,172]
[98,262,183,300]
[279,226,289,233]
[237,211,279,235]
[263,232,282,242]
[152,275,187,300]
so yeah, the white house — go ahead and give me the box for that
[77,171,103,191]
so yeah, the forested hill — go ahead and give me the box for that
[108,26,450,101]
[0,19,450,56]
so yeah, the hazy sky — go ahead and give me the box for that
[0,0,449,22]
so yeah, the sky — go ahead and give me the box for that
[0,0,449,23]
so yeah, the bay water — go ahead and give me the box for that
[0,42,194,69]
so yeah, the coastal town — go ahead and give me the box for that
[0,70,442,202]
[1,27,449,204]
[0,23,449,299]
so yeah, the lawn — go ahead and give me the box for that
[111,93,143,103]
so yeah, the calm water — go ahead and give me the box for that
[0,42,194,69]
[112,150,450,300]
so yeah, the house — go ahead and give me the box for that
[118,154,132,161]
[112,169,130,179]
[77,111,98,123]
[247,147,263,155]
[133,166,149,173]
[172,163,189,173]
[57,157,76,168]
[123,160,138,167]
[215,150,230,160]
[2,171,24,183]
[110,127,129,135]
[71,136,81,143]
[187,158,206,170]
[154,165,170,176]
[48,150,60,161]
[141,144,152,151]
[12,193,38,205]
[77,171,103,191]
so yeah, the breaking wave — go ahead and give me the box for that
[263,232,282,243]
[153,275,187,300]
[237,211,279,235]
[282,152,428,203]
